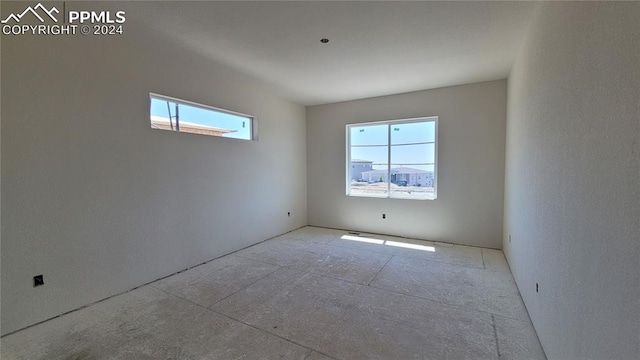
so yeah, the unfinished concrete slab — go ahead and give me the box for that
[234,239,392,284]
[282,226,345,242]
[328,232,485,268]
[152,254,280,308]
[212,267,498,359]
[370,255,530,321]
[1,226,545,360]
[482,248,512,273]
[305,351,336,360]
[494,314,547,360]
[0,286,310,360]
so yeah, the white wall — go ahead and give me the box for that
[1,8,307,334]
[504,2,639,359]
[307,80,506,248]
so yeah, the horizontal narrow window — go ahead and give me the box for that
[346,117,438,200]
[149,93,255,141]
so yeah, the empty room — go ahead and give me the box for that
[1,1,638,359]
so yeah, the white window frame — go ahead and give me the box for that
[346,116,438,200]
[149,93,258,141]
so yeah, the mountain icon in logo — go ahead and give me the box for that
[1,3,59,24]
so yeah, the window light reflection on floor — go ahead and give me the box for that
[340,235,435,252]
[340,235,384,245]
[384,240,435,252]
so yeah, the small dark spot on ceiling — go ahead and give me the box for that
[320,38,329,43]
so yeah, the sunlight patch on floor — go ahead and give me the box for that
[384,240,435,252]
[340,235,385,245]
[340,235,435,252]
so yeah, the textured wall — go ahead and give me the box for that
[307,80,507,248]
[1,7,307,334]
[504,2,640,359]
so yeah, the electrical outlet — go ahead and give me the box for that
[382,213,386,219]
[34,275,44,287]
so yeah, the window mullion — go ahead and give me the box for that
[346,126,351,195]
[387,124,391,198]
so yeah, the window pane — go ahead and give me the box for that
[389,121,436,199]
[349,124,389,196]
[390,143,435,168]
[150,95,253,140]
[389,170,436,198]
[391,121,435,145]
[351,145,388,171]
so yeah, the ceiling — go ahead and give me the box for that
[134,1,537,106]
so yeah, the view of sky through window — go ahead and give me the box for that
[350,121,435,171]
[149,95,253,140]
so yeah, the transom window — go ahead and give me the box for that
[149,93,255,141]
[346,117,437,200]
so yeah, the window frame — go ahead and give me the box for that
[149,93,258,141]
[345,116,438,200]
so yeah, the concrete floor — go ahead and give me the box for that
[1,226,546,359]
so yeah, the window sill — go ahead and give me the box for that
[347,193,437,201]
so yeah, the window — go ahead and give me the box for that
[346,117,437,200]
[149,93,255,141]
